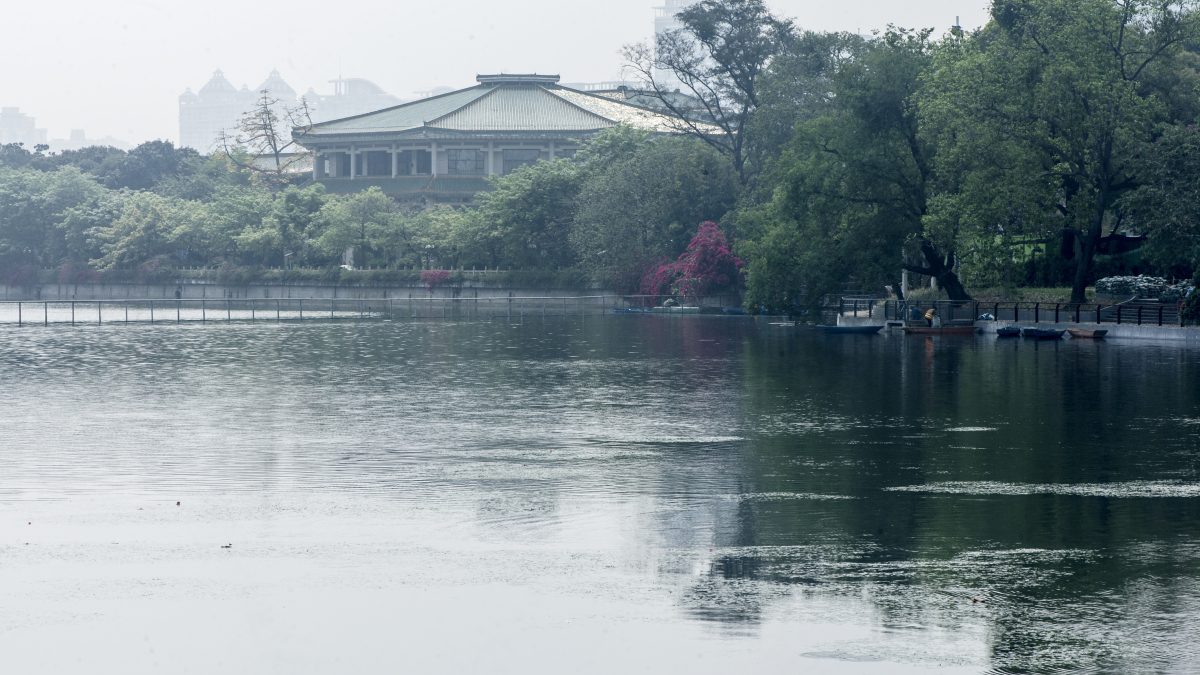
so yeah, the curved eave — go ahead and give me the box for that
[294,126,614,148]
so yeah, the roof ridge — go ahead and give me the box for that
[423,85,503,127]
[311,85,487,129]
[538,86,617,125]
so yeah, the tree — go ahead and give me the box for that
[571,136,739,287]
[315,187,402,267]
[737,28,971,312]
[1122,123,1200,272]
[93,192,182,269]
[747,31,859,176]
[471,158,582,270]
[621,0,794,182]
[218,91,315,191]
[921,0,1200,303]
[102,140,197,191]
[0,167,105,269]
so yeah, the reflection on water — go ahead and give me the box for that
[2,317,1200,672]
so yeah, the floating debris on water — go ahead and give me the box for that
[885,480,1200,498]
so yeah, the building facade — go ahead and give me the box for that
[295,74,708,206]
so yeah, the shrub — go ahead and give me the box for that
[3,265,39,287]
[57,261,100,285]
[639,223,744,303]
[421,269,451,292]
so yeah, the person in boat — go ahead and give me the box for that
[924,307,941,327]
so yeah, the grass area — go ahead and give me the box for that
[902,286,1096,303]
[968,287,1096,303]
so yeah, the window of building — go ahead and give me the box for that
[341,153,351,177]
[395,150,413,176]
[447,149,485,175]
[367,151,391,176]
[556,148,577,160]
[502,149,541,174]
[416,150,432,174]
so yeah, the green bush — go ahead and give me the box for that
[1181,289,1200,324]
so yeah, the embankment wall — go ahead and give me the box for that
[838,314,1200,343]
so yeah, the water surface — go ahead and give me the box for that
[2,317,1198,673]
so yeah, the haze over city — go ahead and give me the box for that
[3,0,986,145]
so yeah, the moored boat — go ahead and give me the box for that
[996,327,1021,337]
[1034,329,1066,339]
[817,324,884,334]
[901,326,980,335]
[1066,328,1108,339]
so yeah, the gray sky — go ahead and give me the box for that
[2,0,989,147]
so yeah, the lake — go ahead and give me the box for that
[2,316,1198,673]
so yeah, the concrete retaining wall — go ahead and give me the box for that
[838,313,1200,342]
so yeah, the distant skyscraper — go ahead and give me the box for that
[0,107,48,147]
[652,0,695,86]
[179,69,405,153]
[654,0,691,36]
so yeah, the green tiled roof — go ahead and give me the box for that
[429,86,612,131]
[302,79,716,139]
[312,88,491,133]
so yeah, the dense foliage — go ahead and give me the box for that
[6,0,1200,312]
[0,129,742,298]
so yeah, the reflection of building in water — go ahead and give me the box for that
[179,69,405,153]
[297,73,710,207]
[0,107,48,147]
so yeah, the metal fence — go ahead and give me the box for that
[0,295,746,326]
[839,298,1184,327]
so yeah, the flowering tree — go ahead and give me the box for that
[420,269,451,292]
[640,222,744,301]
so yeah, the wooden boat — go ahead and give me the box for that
[1067,328,1108,339]
[996,327,1021,337]
[901,325,979,335]
[1021,327,1065,339]
[817,324,883,334]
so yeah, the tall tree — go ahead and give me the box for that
[738,28,972,311]
[571,136,739,285]
[218,92,315,191]
[621,0,793,182]
[922,0,1200,303]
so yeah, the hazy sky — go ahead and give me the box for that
[2,0,989,146]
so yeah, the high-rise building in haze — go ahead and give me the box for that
[0,107,48,147]
[178,69,404,153]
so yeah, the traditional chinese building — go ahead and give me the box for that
[295,74,701,206]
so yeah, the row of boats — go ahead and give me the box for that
[816,324,1108,339]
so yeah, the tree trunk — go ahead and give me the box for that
[919,241,972,301]
[1070,192,1106,304]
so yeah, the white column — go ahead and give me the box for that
[410,149,417,175]
[487,141,495,175]
[392,146,398,178]
[349,147,356,179]
[313,153,321,180]
[548,141,554,161]
[430,142,437,177]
